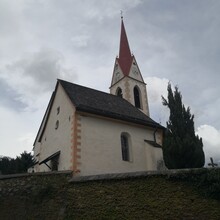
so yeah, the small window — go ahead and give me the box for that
[116,87,123,98]
[55,120,59,130]
[57,107,60,115]
[121,133,131,161]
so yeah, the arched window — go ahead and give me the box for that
[121,133,130,161]
[133,86,141,109]
[116,87,123,98]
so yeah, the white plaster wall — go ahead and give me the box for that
[155,130,163,146]
[35,83,75,172]
[33,142,41,172]
[79,115,160,176]
[145,143,163,170]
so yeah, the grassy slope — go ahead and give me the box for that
[1,174,220,220]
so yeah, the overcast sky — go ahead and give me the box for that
[0,0,219,165]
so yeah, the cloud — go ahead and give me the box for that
[0,105,41,157]
[5,48,74,89]
[0,1,21,37]
[71,35,90,48]
[0,48,77,111]
[146,76,169,103]
[196,125,220,165]
[0,79,27,110]
[145,76,171,124]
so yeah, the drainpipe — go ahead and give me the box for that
[153,126,158,143]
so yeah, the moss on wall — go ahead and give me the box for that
[0,169,220,219]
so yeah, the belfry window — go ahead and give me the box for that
[121,133,130,161]
[116,87,123,98]
[133,86,141,109]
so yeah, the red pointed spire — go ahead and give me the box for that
[118,18,133,76]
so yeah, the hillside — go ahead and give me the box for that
[0,169,220,219]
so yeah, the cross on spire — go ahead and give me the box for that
[208,157,218,167]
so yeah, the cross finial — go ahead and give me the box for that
[120,10,123,20]
[208,157,218,167]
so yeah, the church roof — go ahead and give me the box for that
[118,18,133,76]
[59,79,163,128]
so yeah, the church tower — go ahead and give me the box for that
[110,17,150,116]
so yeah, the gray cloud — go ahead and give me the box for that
[1,48,77,111]
[197,125,220,165]
[6,49,66,90]
[0,79,27,110]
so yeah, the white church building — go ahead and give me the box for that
[33,18,165,176]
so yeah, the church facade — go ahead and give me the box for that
[33,18,164,176]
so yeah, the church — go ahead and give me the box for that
[33,18,165,176]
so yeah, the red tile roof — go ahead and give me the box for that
[118,19,133,76]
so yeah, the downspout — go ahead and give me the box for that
[153,126,158,143]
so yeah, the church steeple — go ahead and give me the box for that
[110,17,150,116]
[118,18,133,76]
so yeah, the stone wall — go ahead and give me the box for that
[0,169,220,220]
[0,171,72,198]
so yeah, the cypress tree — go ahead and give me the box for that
[162,83,205,169]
